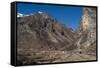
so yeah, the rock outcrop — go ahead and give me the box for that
[76,7,97,55]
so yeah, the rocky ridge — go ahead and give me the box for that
[17,12,77,51]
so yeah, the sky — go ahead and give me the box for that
[17,3,83,30]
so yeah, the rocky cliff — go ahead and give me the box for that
[76,7,97,55]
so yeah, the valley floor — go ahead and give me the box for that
[17,49,96,65]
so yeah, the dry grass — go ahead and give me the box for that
[17,48,96,65]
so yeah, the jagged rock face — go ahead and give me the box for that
[76,7,97,55]
[17,12,76,51]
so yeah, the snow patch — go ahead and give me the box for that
[17,13,30,17]
[17,13,24,17]
[38,11,43,14]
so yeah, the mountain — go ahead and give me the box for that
[17,12,77,51]
[17,9,97,65]
[75,7,97,55]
